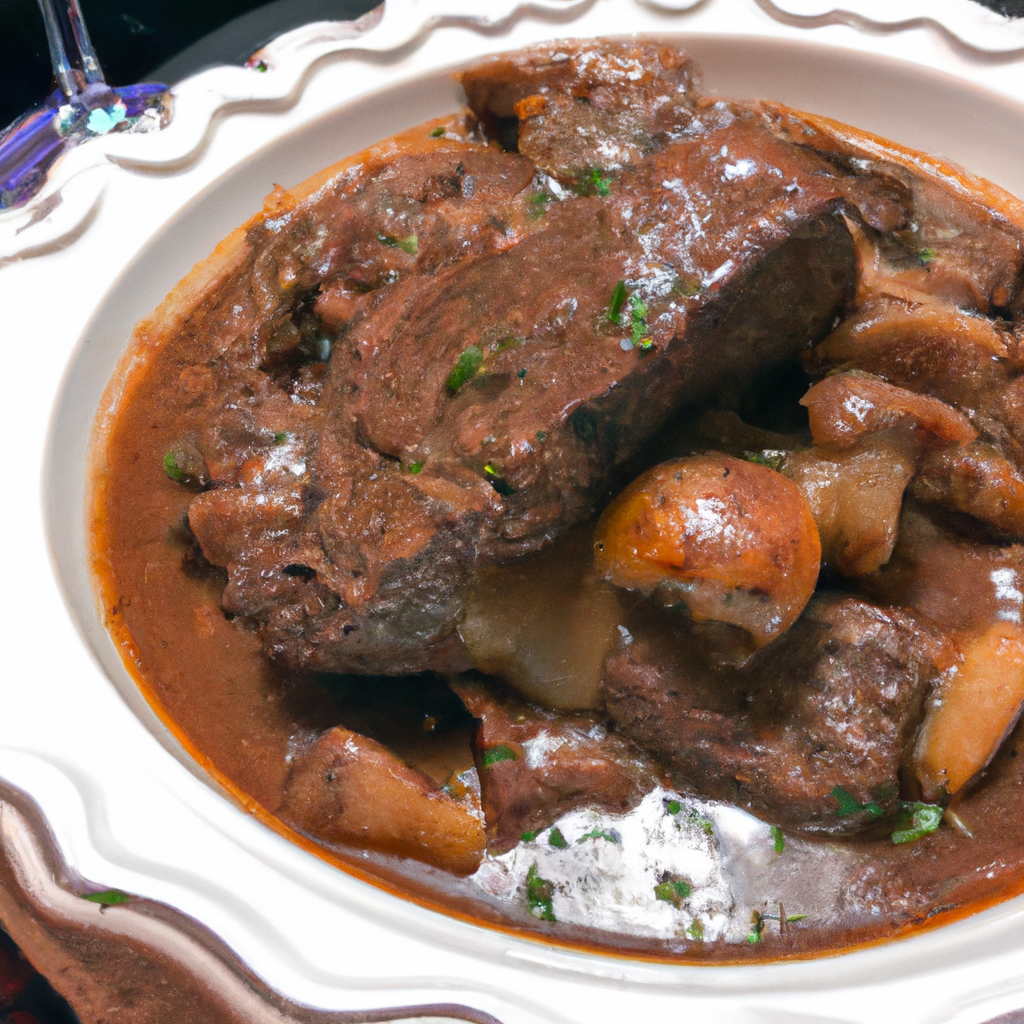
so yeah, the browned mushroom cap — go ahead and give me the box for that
[594,454,820,648]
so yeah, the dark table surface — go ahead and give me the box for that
[1,0,1023,134]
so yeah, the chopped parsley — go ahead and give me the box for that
[688,810,715,837]
[747,911,765,944]
[575,166,613,197]
[785,913,808,923]
[535,430,548,443]
[483,463,515,496]
[892,802,943,844]
[548,827,568,849]
[743,450,788,471]
[520,829,540,842]
[404,461,424,474]
[917,247,936,265]
[653,878,692,908]
[832,785,884,818]
[577,827,621,845]
[273,431,289,445]
[81,889,130,906]
[526,864,557,922]
[516,368,528,379]
[686,920,705,941]
[482,744,517,768]
[628,293,650,348]
[446,345,484,393]
[606,280,628,323]
[163,451,187,481]
[528,191,553,218]
[254,60,268,73]
[377,231,419,255]
[770,825,785,854]
[430,126,445,137]
[666,799,682,816]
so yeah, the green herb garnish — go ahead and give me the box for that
[666,799,682,816]
[273,431,289,445]
[254,60,268,73]
[548,827,568,849]
[483,463,515,496]
[607,280,627,323]
[653,878,692,908]
[535,430,548,443]
[785,914,808,923]
[917,247,936,265]
[628,293,650,348]
[576,167,613,197]
[832,785,884,818]
[528,192,553,218]
[430,126,445,137]
[482,744,517,768]
[743,450,788,471]
[748,911,764,944]
[163,451,187,481]
[688,811,715,837]
[377,231,419,255]
[521,829,540,842]
[686,920,705,941]
[526,864,556,922]
[446,345,484,393]
[405,461,424,474]
[516,368,527,379]
[770,825,785,854]
[82,889,130,907]
[577,828,621,845]
[892,802,943,844]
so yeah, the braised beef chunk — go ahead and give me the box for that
[459,40,700,179]
[603,597,942,833]
[184,33,956,675]
[451,677,663,853]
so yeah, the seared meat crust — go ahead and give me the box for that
[603,596,943,833]
[166,40,1024,681]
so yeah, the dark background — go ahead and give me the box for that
[0,0,379,131]
[0,0,1022,135]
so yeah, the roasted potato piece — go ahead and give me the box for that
[278,726,485,874]
[594,455,820,647]
[915,623,1024,801]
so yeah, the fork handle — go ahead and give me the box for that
[36,0,106,99]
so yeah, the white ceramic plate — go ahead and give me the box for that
[7,2,1024,1021]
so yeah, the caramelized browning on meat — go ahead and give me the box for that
[96,37,1024,945]
[603,597,943,833]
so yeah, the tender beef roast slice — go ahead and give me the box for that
[759,102,1024,313]
[459,40,700,179]
[189,42,934,677]
[603,596,942,834]
[450,676,663,854]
